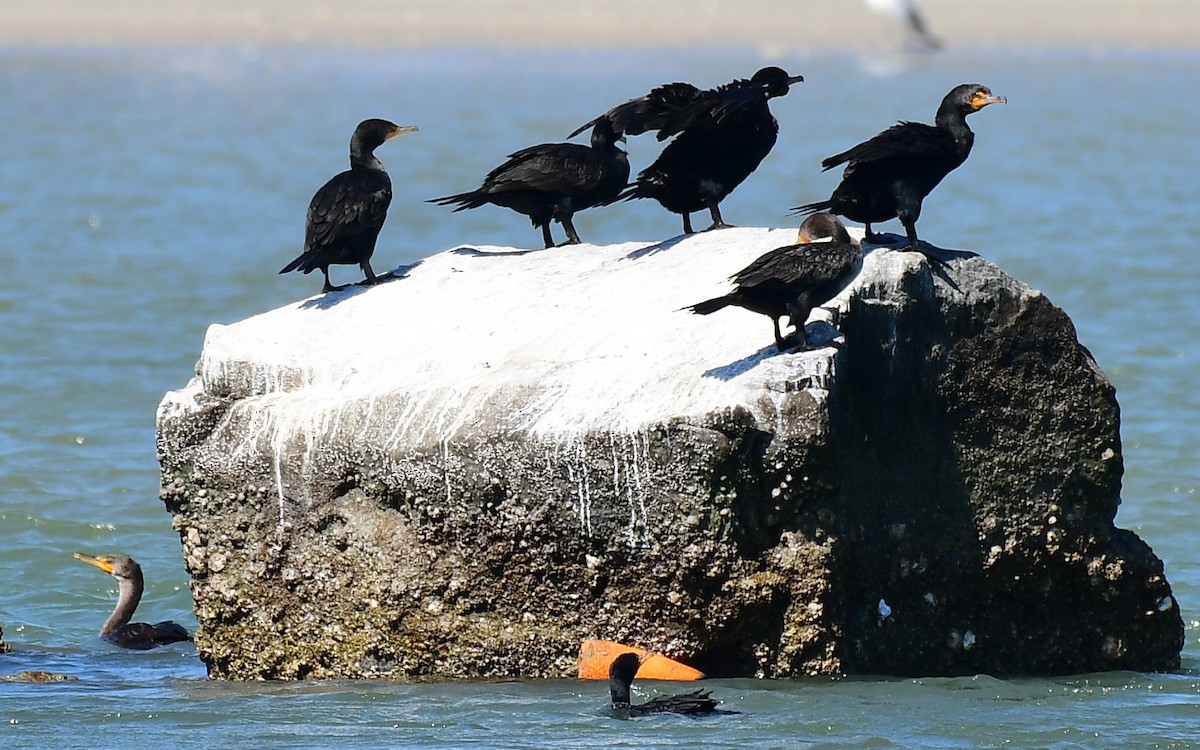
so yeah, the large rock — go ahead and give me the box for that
[157,228,1182,679]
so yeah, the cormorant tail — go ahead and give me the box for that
[427,191,488,212]
[279,252,318,275]
[685,295,736,315]
[617,182,642,202]
[790,200,833,216]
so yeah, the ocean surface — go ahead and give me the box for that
[1,43,1198,748]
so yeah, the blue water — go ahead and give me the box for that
[1,44,1199,748]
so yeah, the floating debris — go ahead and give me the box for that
[0,670,79,683]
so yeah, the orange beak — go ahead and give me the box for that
[73,552,115,574]
[971,91,1007,110]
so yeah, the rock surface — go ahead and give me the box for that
[157,228,1183,679]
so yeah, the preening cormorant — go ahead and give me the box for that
[428,117,629,249]
[793,84,1004,264]
[73,552,192,650]
[686,213,862,350]
[280,118,418,293]
[615,67,803,235]
[608,652,722,717]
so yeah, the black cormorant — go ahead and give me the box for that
[686,213,861,350]
[73,552,192,650]
[609,652,722,717]
[280,118,418,293]
[428,117,629,249]
[617,67,803,234]
[793,84,1004,264]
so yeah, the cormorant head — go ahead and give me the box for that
[942,84,1006,117]
[73,552,144,585]
[590,117,627,151]
[751,66,804,97]
[796,212,852,245]
[608,652,643,707]
[351,118,419,154]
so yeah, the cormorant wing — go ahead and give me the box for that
[821,121,947,171]
[305,170,392,251]
[112,621,192,650]
[730,243,839,286]
[656,76,766,140]
[569,82,702,139]
[636,689,720,715]
[484,143,616,196]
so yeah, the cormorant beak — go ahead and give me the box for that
[971,92,1006,110]
[787,74,805,86]
[73,552,114,574]
[388,125,420,139]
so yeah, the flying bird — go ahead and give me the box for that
[864,0,941,51]
[280,118,418,293]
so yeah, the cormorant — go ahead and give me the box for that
[280,118,418,293]
[616,67,803,234]
[793,84,1004,264]
[686,213,861,350]
[428,117,629,249]
[73,552,192,650]
[609,652,722,717]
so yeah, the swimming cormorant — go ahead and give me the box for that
[793,84,1004,264]
[280,118,418,293]
[617,67,803,235]
[686,213,861,350]
[428,117,629,249]
[73,552,192,650]
[608,652,721,717]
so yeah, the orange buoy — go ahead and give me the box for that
[577,639,705,681]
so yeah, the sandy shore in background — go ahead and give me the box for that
[0,1,1196,51]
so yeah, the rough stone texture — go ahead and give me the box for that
[157,229,1183,680]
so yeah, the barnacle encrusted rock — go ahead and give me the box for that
[157,228,1182,679]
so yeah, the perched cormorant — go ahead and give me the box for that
[428,117,629,249]
[73,552,192,650]
[280,118,418,293]
[686,213,862,350]
[608,652,722,717]
[793,84,1004,264]
[616,67,803,235]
